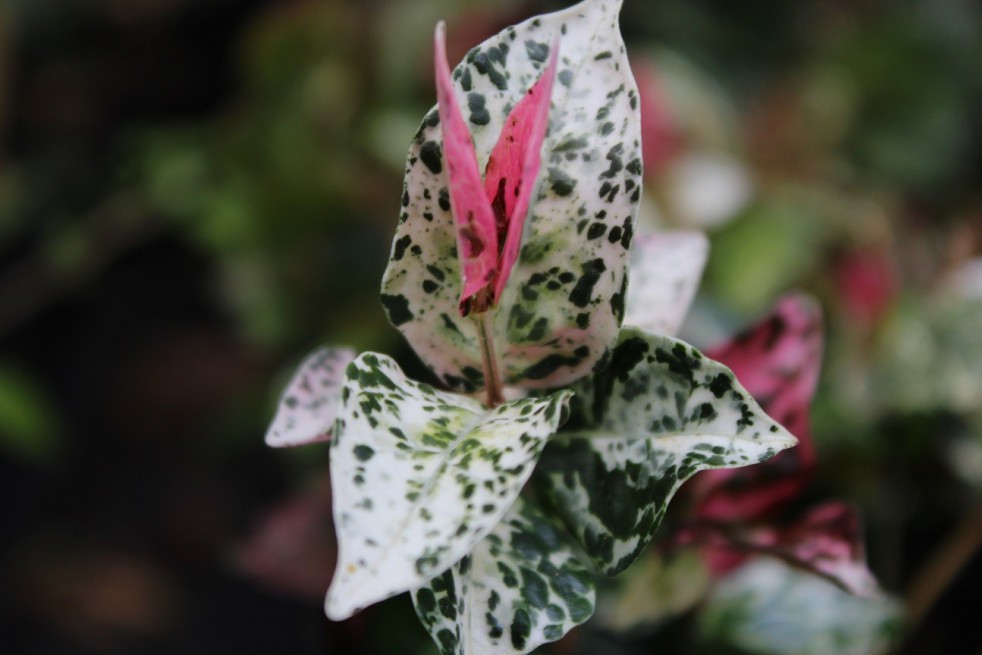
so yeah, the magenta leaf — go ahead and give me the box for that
[681,504,880,597]
[434,22,499,308]
[774,502,880,597]
[486,37,559,304]
[381,0,642,390]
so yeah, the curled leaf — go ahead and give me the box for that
[536,328,798,576]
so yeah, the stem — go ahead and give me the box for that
[474,312,505,408]
[906,502,982,628]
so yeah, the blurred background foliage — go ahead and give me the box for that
[0,0,980,653]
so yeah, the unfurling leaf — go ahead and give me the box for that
[434,21,558,314]
[535,328,798,576]
[381,0,642,390]
[413,498,595,655]
[325,352,570,620]
[265,347,356,447]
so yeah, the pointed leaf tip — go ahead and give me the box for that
[489,35,561,304]
[434,21,499,311]
[536,329,798,575]
[265,347,356,447]
[693,292,824,521]
[384,0,642,389]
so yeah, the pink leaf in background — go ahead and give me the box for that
[234,475,336,600]
[633,58,682,177]
[833,246,898,329]
[776,502,880,597]
[680,504,879,596]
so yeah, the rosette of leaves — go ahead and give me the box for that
[263,2,798,654]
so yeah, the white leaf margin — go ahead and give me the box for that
[624,230,708,337]
[325,351,572,620]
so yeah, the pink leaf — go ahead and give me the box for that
[434,22,499,311]
[693,293,823,521]
[833,246,898,328]
[680,504,880,597]
[486,37,560,304]
[234,475,336,600]
[775,502,880,597]
[632,58,682,177]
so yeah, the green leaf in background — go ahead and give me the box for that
[413,497,595,655]
[326,352,571,620]
[697,557,901,655]
[536,328,797,576]
[0,364,60,464]
[704,198,825,313]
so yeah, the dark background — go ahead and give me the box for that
[1,0,981,653]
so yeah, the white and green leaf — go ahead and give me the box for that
[698,557,901,655]
[381,0,642,390]
[413,497,595,655]
[325,352,571,620]
[265,347,356,447]
[535,328,798,576]
[623,230,708,337]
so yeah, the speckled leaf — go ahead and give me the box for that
[381,0,642,390]
[325,352,571,620]
[693,293,823,522]
[413,498,595,655]
[265,347,356,447]
[535,328,798,576]
[623,231,708,336]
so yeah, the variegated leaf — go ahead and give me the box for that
[413,498,595,655]
[381,0,642,390]
[698,558,900,655]
[693,293,823,522]
[325,352,571,620]
[535,328,797,576]
[265,347,356,447]
[764,502,879,597]
[623,230,708,336]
